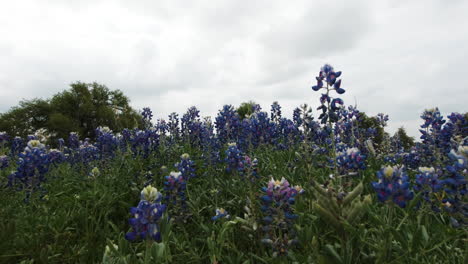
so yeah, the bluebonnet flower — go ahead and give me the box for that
[371,166,414,208]
[211,208,230,221]
[336,147,366,175]
[312,64,344,92]
[72,141,99,165]
[176,153,196,180]
[443,145,467,195]
[155,119,168,135]
[418,108,449,165]
[270,101,282,123]
[414,167,442,193]
[215,105,240,145]
[292,107,302,127]
[225,143,244,174]
[11,136,24,156]
[68,132,80,149]
[48,149,65,166]
[377,113,389,127]
[401,147,422,169]
[439,144,467,227]
[168,112,180,142]
[200,118,220,166]
[141,107,153,129]
[181,106,202,145]
[261,177,304,256]
[95,126,118,159]
[238,111,275,150]
[312,64,345,125]
[57,138,65,150]
[0,155,9,170]
[125,185,166,242]
[243,155,259,181]
[8,140,50,192]
[164,171,188,221]
[414,167,443,209]
[130,129,159,158]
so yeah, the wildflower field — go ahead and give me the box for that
[0,65,466,264]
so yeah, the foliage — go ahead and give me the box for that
[237,101,258,120]
[0,65,466,264]
[394,127,415,151]
[0,82,141,143]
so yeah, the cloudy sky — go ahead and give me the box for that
[0,0,467,138]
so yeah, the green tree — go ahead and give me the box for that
[0,99,51,139]
[356,112,386,146]
[237,101,257,119]
[394,127,415,151]
[0,82,141,143]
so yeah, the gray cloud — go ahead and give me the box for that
[0,0,467,139]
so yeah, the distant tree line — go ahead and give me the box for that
[0,82,141,143]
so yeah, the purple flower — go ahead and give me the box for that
[0,155,9,170]
[211,208,230,221]
[176,153,196,180]
[260,177,303,255]
[125,185,166,242]
[371,166,414,208]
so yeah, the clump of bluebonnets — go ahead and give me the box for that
[371,166,414,208]
[48,149,65,166]
[260,177,304,257]
[440,143,467,227]
[0,155,9,170]
[243,155,259,181]
[225,143,244,174]
[215,105,241,145]
[95,126,118,159]
[414,167,442,200]
[270,101,282,123]
[141,107,153,129]
[164,171,189,222]
[336,147,366,176]
[176,153,196,180]
[11,136,24,156]
[68,132,80,150]
[125,185,166,242]
[8,140,50,193]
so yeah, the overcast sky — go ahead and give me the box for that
[0,0,467,138]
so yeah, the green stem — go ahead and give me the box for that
[144,239,152,263]
[385,204,394,261]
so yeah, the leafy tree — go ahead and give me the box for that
[237,101,257,119]
[394,127,415,151]
[356,112,385,146]
[0,99,51,139]
[0,82,141,143]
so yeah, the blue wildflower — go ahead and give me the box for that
[211,208,230,221]
[261,177,303,256]
[176,153,196,180]
[371,166,414,208]
[125,185,166,242]
[0,155,9,170]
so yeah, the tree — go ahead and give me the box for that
[237,101,258,119]
[0,82,141,143]
[356,112,385,146]
[0,99,51,139]
[394,127,415,151]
